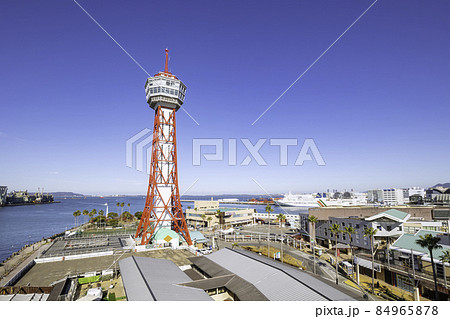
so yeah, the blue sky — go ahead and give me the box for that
[0,0,449,195]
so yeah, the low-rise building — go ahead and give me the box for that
[185,201,255,229]
[403,220,446,234]
[382,230,450,300]
[315,209,410,250]
[252,211,303,227]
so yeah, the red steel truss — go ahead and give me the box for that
[135,106,192,245]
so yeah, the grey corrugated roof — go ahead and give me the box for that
[205,248,355,301]
[183,268,204,281]
[178,273,268,301]
[188,256,233,277]
[180,274,235,290]
[225,275,269,301]
[119,256,212,301]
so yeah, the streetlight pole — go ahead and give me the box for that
[312,240,316,274]
[280,227,283,264]
[268,213,271,258]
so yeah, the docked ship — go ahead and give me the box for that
[275,192,367,207]
[5,189,55,206]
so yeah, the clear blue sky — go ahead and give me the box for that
[1,0,449,195]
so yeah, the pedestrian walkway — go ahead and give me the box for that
[0,242,48,287]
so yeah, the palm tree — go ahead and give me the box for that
[215,210,225,230]
[277,213,286,262]
[73,210,81,227]
[201,214,207,228]
[277,213,286,228]
[82,209,89,224]
[344,225,356,279]
[364,227,378,294]
[207,216,212,228]
[308,215,319,274]
[116,202,120,213]
[265,204,274,256]
[308,215,318,247]
[330,223,342,285]
[416,234,442,301]
[127,203,130,213]
[120,202,125,214]
[88,209,95,220]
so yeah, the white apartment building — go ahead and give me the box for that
[367,187,425,205]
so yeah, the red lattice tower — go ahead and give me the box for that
[135,49,192,246]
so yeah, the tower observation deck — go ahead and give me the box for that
[135,49,192,246]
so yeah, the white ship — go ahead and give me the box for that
[275,192,367,207]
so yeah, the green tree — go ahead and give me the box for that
[416,234,442,300]
[215,210,225,230]
[82,209,89,224]
[344,225,356,278]
[120,202,125,214]
[277,213,286,228]
[201,214,207,228]
[98,210,105,228]
[73,210,81,227]
[207,216,212,228]
[308,215,318,246]
[364,227,378,294]
[88,209,96,222]
[121,211,133,221]
[134,211,143,220]
[265,204,274,255]
[330,223,342,285]
[108,212,118,219]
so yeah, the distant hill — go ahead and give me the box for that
[432,183,450,188]
[51,192,85,198]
